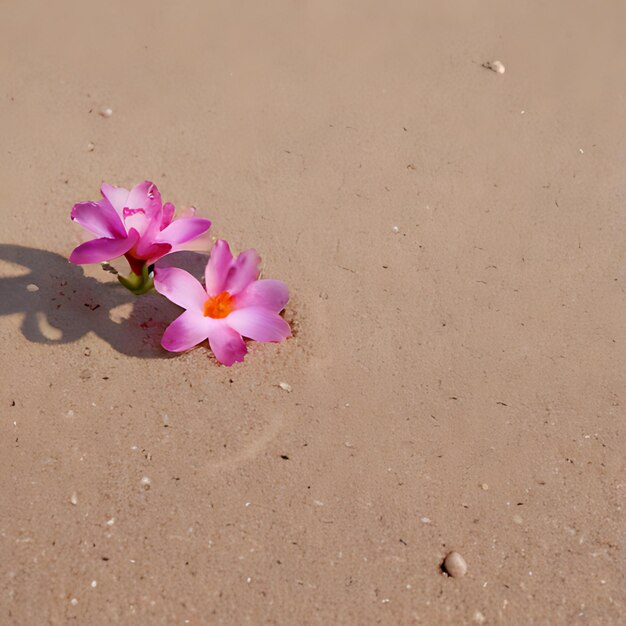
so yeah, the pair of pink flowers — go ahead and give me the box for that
[70,181,290,365]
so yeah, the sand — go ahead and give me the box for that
[1,0,625,623]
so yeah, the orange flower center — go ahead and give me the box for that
[203,291,234,319]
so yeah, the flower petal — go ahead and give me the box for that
[161,309,210,352]
[235,279,289,313]
[69,231,138,265]
[227,307,291,342]
[170,229,213,254]
[154,266,207,310]
[225,249,261,295]
[161,202,175,228]
[208,322,247,366]
[71,201,126,238]
[127,181,162,216]
[156,217,212,245]
[101,183,130,217]
[205,239,234,296]
[141,242,173,265]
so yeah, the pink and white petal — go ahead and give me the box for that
[122,210,152,237]
[69,231,138,265]
[204,239,234,296]
[133,211,163,255]
[154,266,207,310]
[156,217,212,245]
[169,229,213,254]
[225,249,261,295]
[226,307,291,342]
[208,322,247,366]
[100,183,129,218]
[71,201,126,238]
[235,279,289,313]
[161,309,210,352]
[161,202,176,229]
[127,181,162,217]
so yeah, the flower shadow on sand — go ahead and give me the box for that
[0,244,205,358]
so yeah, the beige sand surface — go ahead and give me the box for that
[1,0,625,623]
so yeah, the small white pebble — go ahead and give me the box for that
[406,583,412,589]
[99,107,113,118]
[87,142,95,152]
[91,580,97,588]
[521,110,525,114]
[279,382,292,392]
[381,598,390,604]
[162,414,169,427]
[140,476,152,490]
[313,500,324,506]
[579,148,584,154]
[245,502,251,507]
[100,262,118,275]
[26,283,39,292]
[473,610,486,624]
[420,517,432,524]
[443,551,468,577]
[483,60,505,74]
[392,225,400,234]
[106,517,115,526]
[246,577,252,583]
[70,598,78,606]
[481,483,489,491]
[70,492,78,506]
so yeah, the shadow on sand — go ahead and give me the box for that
[0,244,206,358]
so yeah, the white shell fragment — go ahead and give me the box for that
[99,107,113,118]
[483,60,505,74]
[279,382,292,392]
[26,283,39,292]
[443,551,468,577]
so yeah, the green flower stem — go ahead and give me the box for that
[117,265,154,295]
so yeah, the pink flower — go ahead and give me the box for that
[154,240,291,365]
[69,181,212,275]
